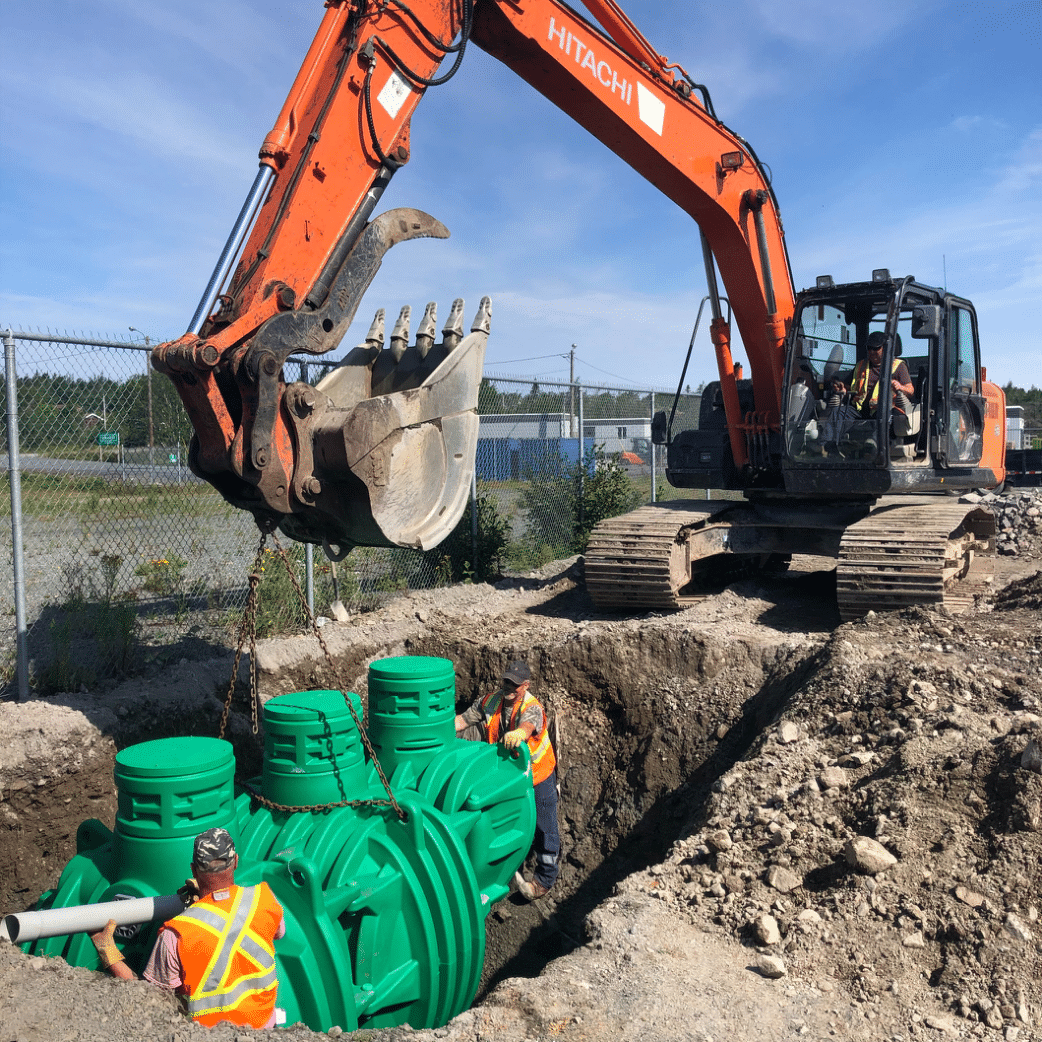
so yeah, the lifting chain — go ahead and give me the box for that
[219,530,267,742]
[220,525,406,820]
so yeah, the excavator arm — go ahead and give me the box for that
[152,0,796,551]
[473,0,796,442]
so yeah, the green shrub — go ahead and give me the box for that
[37,600,138,694]
[518,447,642,557]
[573,450,642,553]
[253,546,310,637]
[424,486,509,584]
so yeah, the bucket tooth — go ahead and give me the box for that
[361,308,385,362]
[416,302,437,359]
[300,291,490,552]
[442,298,465,351]
[470,296,492,335]
[390,304,411,363]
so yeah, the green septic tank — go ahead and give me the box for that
[21,657,536,1032]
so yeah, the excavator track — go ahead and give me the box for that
[836,501,996,621]
[584,502,736,612]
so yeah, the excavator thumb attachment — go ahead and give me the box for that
[280,295,491,553]
[153,208,490,556]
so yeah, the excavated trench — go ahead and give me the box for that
[405,628,822,996]
[0,570,831,1014]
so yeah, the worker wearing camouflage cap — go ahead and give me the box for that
[91,827,286,1028]
[456,659,560,900]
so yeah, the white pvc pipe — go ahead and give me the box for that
[1,894,184,944]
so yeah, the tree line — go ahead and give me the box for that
[10,368,1034,456]
[1002,383,1042,429]
[11,371,191,453]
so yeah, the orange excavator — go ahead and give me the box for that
[152,0,1006,618]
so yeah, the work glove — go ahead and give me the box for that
[90,919,123,969]
[503,728,527,750]
[177,877,201,906]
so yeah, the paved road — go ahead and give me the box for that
[1,454,203,484]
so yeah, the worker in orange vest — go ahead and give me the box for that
[91,827,285,1029]
[456,660,560,900]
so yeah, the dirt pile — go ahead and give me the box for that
[649,604,1042,1037]
[994,570,1042,612]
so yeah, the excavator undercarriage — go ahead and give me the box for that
[585,496,996,620]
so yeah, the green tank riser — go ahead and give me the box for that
[20,656,535,1033]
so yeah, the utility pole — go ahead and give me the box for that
[568,344,576,438]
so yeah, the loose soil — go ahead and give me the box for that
[2,491,1041,1042]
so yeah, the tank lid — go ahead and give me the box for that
[369,656,454,681]
[264,689,357,723]
[116,737,233,778]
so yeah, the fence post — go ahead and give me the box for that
[470,470,478,572]
[146,345,155,483]
[650,391,656,504]
[3,329,30,700]
[305,544,314,618]
[577,381,584,531]
[299,361,315,618]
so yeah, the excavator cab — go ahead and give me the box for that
[781,274,999,497]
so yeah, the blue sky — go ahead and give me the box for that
[2,0,1040,392]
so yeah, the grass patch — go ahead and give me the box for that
[0,473,234,520]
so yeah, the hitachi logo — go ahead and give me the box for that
[547,17,632,105]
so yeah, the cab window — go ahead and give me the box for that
[949,307,978,393]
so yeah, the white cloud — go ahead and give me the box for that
[748,0,929,49]
[39,73,254,171]
[949,115,1008,135]
[995,127,1042,193]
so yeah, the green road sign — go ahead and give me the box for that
[97,431,119,446]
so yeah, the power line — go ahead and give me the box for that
[488,352,570,365]
[577,357,647,386]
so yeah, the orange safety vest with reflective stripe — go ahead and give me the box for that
[480,689,557,786]
[851,358,902,413]
[167,883,282,1028]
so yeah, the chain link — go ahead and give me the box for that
[238,779,399,816]
[219,524,406,821]
[269,532,406,819]
[219,531,268,741]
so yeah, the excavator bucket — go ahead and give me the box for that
[281,295,490,554]
[153,208,490,556]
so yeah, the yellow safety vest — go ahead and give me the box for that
[852,358,902,413]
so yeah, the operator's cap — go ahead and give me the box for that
[193,827,236,872]
[502,660,531,686]
[866,331,887,349]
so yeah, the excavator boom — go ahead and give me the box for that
[152,1,489,553]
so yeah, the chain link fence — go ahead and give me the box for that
[468,372,703,571]
[2,329,700,697]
